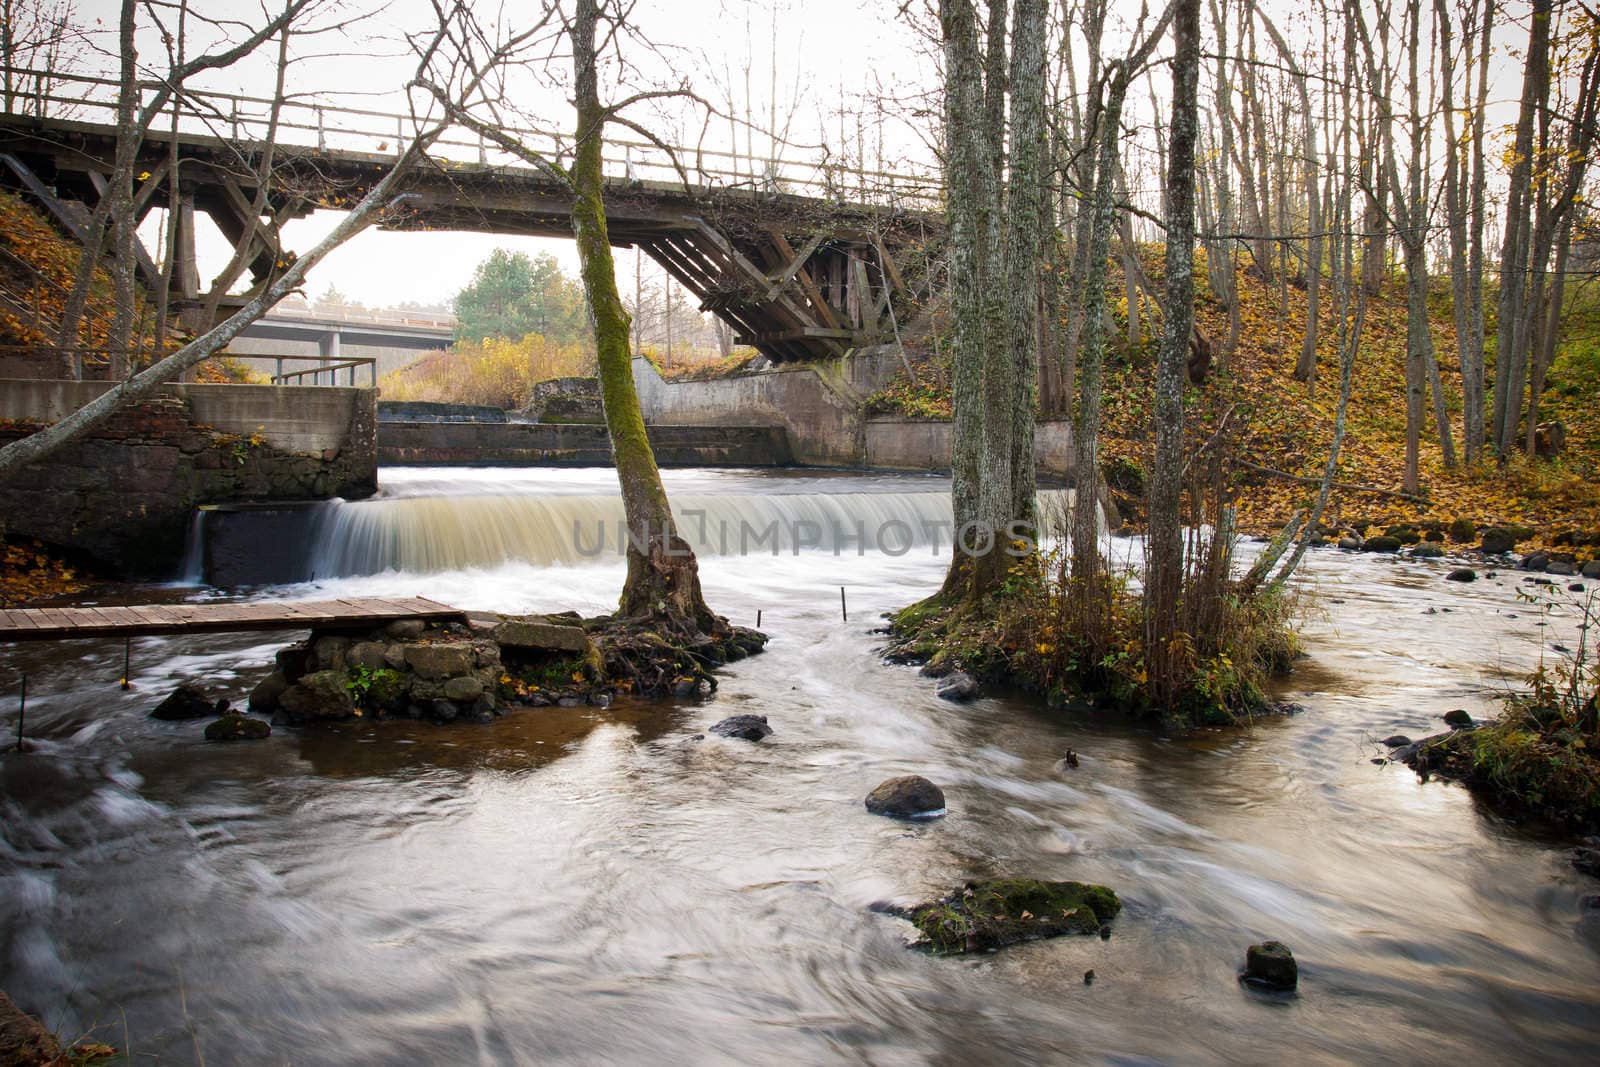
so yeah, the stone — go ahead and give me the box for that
[1443,709,1474,728]
[1386,525,1422,545]
[1448,518,1477,543]
[403,643,474,680]
[312,635,351,671]
[1361,536,1403,553]
[431,699,459,722]
[1337,537,1362,551]
[1242,941,1298,991]
[935,671,980,701]
[442,675,485,702]
[904,879,1121,953]
[1574,848,1600,877]
[150,682,216,721]
[1583,561,1600,579]
[1548,560,1576,576]
[1481,528,1517,554]
[1410,543,1444,559]
[709,714,772,741]
[347,641,389,670]
[1381,735,1412,747]
[279,669,356,720]
[494,617,593,653]
[0,991,63,1066]
[382,643,408,670]
[1571,584,1587,593]
[204,712,271,741]
[248,670,289,713]
[865,775,946,818]
[385,618,426,639]
[1522,551,1551,572]
[1446,568,1477,583]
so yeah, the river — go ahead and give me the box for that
[2,466,1598,1064]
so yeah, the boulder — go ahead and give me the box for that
[1410,543,1445,559]
[347,641,389,670]
[1481,528,1517,555]
[1443,709,1474,728]
[1242,941,1298,991]
[494,617,593,654]
[443,675,485,702]
[248,670,289,713]
[1448,518,1477,543]
[1583,561,1600,580]
[1445,568,1477,583]
[403,643,474,680]
[150,682,217,721]
[311,635,351,671]
[1381,735,1412,748]
[1522,551,1551,572]
[1574,848,1600,878]
[1548,560,1576,577]
[902,879,1121,953]
[1362,536,1403,553]
[384,619,426,639]
[1386,525,1422,545]
[0,991,63,1066]
[204,712,271,741]
[709,714,772,741]
[1337,536,1362,551]
[279,669,355,720]
[865,775,946,818]
[935,671,981,701]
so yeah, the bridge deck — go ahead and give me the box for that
[0,596,465,642]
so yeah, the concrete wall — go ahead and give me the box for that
[865,417,1075,477]
[632,347,907,466]
[633,347,1076,478]
[0,380,376,575]
[379,421,792,468]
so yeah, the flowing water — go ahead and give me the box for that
[2,467,1598,1065]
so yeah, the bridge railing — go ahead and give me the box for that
[263,353,378,387]
[0,65,943,211]
[265,306,457,332]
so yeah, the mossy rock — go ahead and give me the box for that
[1448,517,1477,543]
[905,878,1121,954]
[1410,543,1445,559]
[1505,524,1538,542]
[1384,525,1422,545]
[1361,536,1403,553]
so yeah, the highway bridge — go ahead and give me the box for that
[226,307,455,383]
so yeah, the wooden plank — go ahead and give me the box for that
[765,232,825,300]
[765,229,843,330]
[0,596,468,643]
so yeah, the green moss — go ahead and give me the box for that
[907,878,1122,953]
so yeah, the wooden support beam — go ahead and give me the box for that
[764,232,825,301]
[765,229,843,330]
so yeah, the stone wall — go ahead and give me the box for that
[0,380,376,575]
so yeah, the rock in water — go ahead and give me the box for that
[935,671,980,702]
[1242,941,1298,991]
[903,879,1121,953]
[1583,561,1600,580]
[865,775,946,819]
[709,714,772,742]
[204,712,271,741]
[0,991,63,1065]
[150,682,215,720]
[1381,735,1412,748]
[1410,543,1445,559]
[1481,528,1517,555]
[1446,568,1477,583]
[1574,848,1600,878]
[1443,709,1474,728]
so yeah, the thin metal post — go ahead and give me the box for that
[15,674,25,752]
[840,586,847,622]
[756,609,762,628]
[122,637,131,690]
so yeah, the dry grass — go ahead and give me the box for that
[380,334,596,409]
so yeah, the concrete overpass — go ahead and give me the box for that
[225,308,455,383]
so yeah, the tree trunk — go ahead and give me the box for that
[569,0,713,629]
[1144,0,1201,708]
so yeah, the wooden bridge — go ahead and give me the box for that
[0,596,465,643]
[0,69,942,363]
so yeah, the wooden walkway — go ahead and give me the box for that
[0,596,465,643]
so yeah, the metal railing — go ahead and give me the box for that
[0,65,943,210]
[265,353,378,386]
